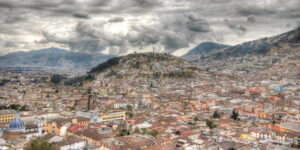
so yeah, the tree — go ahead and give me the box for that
[188,121,195,126]
[134,128,140,134]
[231,109,239,121]
[127,105,133,111]
[24,138,52,150]
[87,97,91,111]
[142,128,147,134]
[50,74,61,86]
[8,104,20,110]
[176,130,181,136]
[148,130,159,137]
[128,112,133,118]
[118,129,130,136]
[206,119,217,129]
[194,116,199,122]
[212,110,221,119]
[150,82,153,88]
[87,87,92,111]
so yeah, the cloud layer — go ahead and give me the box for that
[0,0,299,56]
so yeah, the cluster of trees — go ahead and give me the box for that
[206,119,217,129]
[231,109,239,120]
[105,70,118,77]
[134,128,159,137]
[0,79,10,86]
[50,74,62,86]
[147,129,159,137]
[164,71,193,78]
[118,129,131,136]
[152,71,193,78]
[212,110,221,119]
[127,105,133,111]
[24,138,52,150]
[188,121,196,126]
[131,61,140,69]
[126,112,133,118]
[0,104,28,111]
[152,72,161,78]
[90,57,119,73]
[64,74,94,86]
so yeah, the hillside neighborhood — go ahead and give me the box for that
[0,45,299,149]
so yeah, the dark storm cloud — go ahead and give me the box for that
[161,34,189,50]
[247,15,255,23]
[41,14,213,54]
[3,9,31,23]
[0,0,299,56]
[4,42,17,48]
[128,26,160,48]
[185,14,211,32]
[73,11,90,19]
[236,6,275,16]
[225,19,247,36]
[0,1,14,8]
[131,0,162,8]
[42,21,128,54]
[108,17,125,23]
[4,16,26,24]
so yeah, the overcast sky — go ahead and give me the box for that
[0,0,299,56]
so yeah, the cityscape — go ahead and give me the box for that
[0,0,299,150]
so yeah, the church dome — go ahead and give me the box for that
[8,113,24,129]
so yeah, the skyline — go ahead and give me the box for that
[0,0,299,56]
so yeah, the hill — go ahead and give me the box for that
[0,47,114,72]
[89,53,201,79]
[212,27,300,59]
[182,27,300,72]
[182,42,230,62]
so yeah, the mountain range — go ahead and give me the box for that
[182,42,230,62]
[182,27,300,66]
[0,27,299,73]
[0,47,114,71]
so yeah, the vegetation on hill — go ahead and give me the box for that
[64,74,94,86]
[50,74,62,85]
[89,53,200,79]
[206,119,217,129]
[0,104,28,111]
[212,110,221,118]
[0,79,10,86]
[231,109,239,121]
[89,57,120,73]
[24,137,52,150]
[63,53,201,85]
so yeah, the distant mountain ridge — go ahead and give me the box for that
[182,27,300,64]
[0,47,114,71]
[182,42,230,62]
